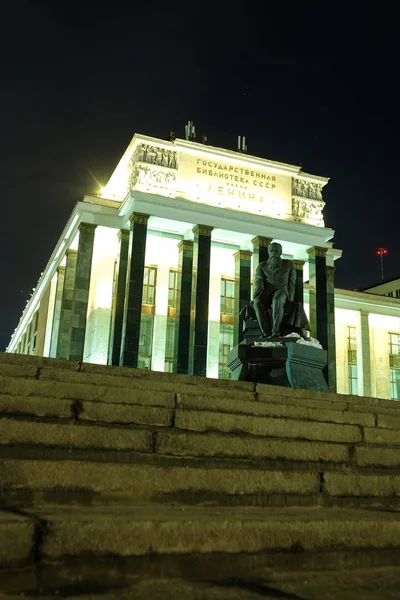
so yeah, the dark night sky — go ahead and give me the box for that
[1,2,398,350]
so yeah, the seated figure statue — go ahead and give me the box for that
[253,242,310,339]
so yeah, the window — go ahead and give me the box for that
[219,324,234,380]
[389,333,400,399]
[164,317,176,373]
[396,290,400,299]
[25,321,33,356]
[347,326,358,395]
[142,266,157,307]
[30,311,39,355]
[138,315,154,370]
[168,269,179,308]
[220,278,235,316]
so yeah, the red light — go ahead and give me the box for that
[377,248,388,256]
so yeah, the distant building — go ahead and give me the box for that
[6,133,400,399]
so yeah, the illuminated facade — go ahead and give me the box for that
[7,134,400,399]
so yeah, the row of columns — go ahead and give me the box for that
[43,216,335,390]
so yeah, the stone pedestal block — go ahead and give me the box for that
[228,341,329,392]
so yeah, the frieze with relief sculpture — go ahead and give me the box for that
[129,165,177,195]
[133,144,178,169]
[292,197,325,227]
[292,179,323,200]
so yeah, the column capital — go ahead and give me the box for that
[233,250,253,260]
[193,224,213,237]
[118,229,130,241]
[251,236,272,248]
[130,213,150,226]
[65,248,77,257]
[178,240,194,252]
[293,260,305,270]
[79,222,97,235]
[307,246,328,258]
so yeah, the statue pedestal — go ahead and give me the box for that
[227,340,329,392]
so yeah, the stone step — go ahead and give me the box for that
[0,458,320,507]
[2,505,400,568]
[2,456,400,508]
[0,416,351,465]
[3,351,400,415]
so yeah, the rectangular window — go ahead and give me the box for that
[138,314,154,370]
[142,266,157,307]
[164,317,176,373]
[31,310,39,354]
[389,332,400,399]
[220,278,235,316]
[25,322,33,355]
[219,324,234,379]
[347,326,358,394]
[168,269,179,309]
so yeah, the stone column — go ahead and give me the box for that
[189,225,213,377]
[326,265,336,392]
[109,230,130,366]
[35,285,51,357]
[251,236,272,281]
[233,250,252,346]
[69,224,97,362]
[307,247,336,391]
[293,260,305,304]
[358,311,372,397]
[120,213,149,368]
[49,266,65,358]
[174,240,194,374]
[56,251,77,360]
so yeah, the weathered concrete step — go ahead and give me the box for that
[0,458,320,504]
[177,393,375,427]
[174,408,363,443]
[0,417,353,466]
[0,387,380,433]
[3,416,400,471]
[13,506,400,560]
[0,417,154,453]
[2,457,400,507]
[156,430,351,463]
[3,351,400,414]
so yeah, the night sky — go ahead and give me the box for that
[1,2,398,350]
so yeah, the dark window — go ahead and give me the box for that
[347,326,358,395]
[142,266,157,306]
[389,333,400,399]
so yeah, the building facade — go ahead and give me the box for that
[7,134,400,399]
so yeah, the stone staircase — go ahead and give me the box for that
[2,352,400,598]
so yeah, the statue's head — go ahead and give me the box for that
[268,242,282,258]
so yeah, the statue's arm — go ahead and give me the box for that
[254,264,265,298]
[288,262,296,302]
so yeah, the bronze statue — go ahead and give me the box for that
[253,242,310,338]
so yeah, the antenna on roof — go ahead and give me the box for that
[376,248,388,281]
[168,130,176,142]
[202,134,208,144]
[238,135,247,153]
[185,121,196,142]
